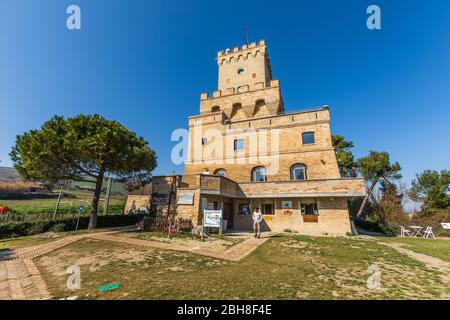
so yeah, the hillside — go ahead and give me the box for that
[0,166,20,183]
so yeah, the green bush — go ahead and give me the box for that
[50,223,66,233]
[0,214,146,239]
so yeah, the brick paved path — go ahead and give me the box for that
[0,232,101,300]
[0,228,271,300]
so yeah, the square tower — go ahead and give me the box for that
[176,39,366,236]
[217,40,272,92]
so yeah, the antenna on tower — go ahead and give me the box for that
[243,26,250,45]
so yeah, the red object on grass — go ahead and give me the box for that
[163,227,177,235]
[0,206,9,215]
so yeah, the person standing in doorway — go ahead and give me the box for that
[252,207,262,238]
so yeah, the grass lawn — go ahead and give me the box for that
[380,237,450,263]
[34,234,449,300]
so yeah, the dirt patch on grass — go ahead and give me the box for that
[36,239,150,277]
[116,231,245,252]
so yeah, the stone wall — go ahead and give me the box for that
[233,197,351,236]
[124,195,151,213]
[184,108,341,183]
[176,189,201,223]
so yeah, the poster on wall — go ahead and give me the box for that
[282,200,293,215]
[177,194,194,205]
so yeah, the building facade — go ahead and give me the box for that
[176,40,365,235]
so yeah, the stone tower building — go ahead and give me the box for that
[176,40,366,235]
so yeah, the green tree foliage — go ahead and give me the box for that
[409,170,450,210]
[380,180,403,209]
[10,114,157,229]
[356,151,401,218]
[331,135,356,177]
[370,181,409,232]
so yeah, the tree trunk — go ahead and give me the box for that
[356,180,378,219]
[88,171,105,230]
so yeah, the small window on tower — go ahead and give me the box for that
[252,73,256,78]
[302,132,315,145]
[237,68,245,75]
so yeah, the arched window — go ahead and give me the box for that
[251,166,267,182]
[211,106,220,112]
[290,164,307,181]
[214,168,227,177]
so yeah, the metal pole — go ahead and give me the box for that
[75,210,81,231]
[103,177,112,216]
[53,184,63,220]
[201,211,205,242]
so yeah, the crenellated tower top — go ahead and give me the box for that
[216,40,273,92]
[198,40,284,119]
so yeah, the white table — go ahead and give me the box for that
[409,226,423,238]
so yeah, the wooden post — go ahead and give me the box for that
[53,184,63,220]
[166,174,177,239]
[103,177,112,216]
[219,209,223,236]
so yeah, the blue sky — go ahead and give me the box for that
[0,0,449,186]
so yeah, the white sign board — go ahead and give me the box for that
[441,223,450,230]
[177,194,194,205]
[204,210,222,228]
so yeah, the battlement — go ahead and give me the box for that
[217,39,266,58]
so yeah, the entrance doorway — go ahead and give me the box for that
[223,202,234,228]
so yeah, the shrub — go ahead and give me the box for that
[26,220,54,236]
[0,213,146,239]
[50,223,66,233]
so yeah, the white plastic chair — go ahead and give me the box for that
[400,226,412,237]
[423,226,435,238]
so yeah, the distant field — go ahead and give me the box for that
[0,166,127,217]
[71,178,125,194]
[0,189,126,217]
[0,166,20,183]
